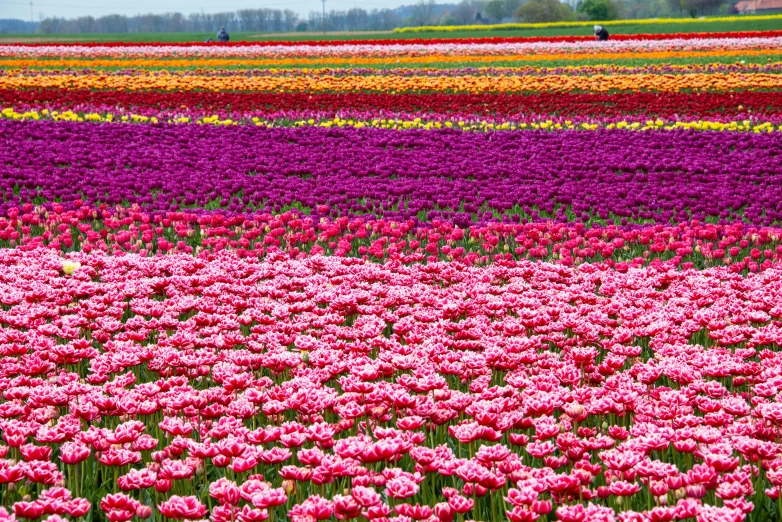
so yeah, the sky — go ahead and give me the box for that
[1,0,406,22]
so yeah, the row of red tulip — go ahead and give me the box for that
[1,204,780,274]
[2,89,775,120]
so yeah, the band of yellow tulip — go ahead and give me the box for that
[2,107,780,133]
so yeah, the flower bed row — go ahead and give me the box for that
[6,106,782,134]
[3,120,782,226]
[5,35,782,58]
[0,249,781,522]
[6,64,778,78]
[8,30,782,50]
[2,89,775,119]
[5,49,781,68]
[4,70,779,94]
[5,107,782,142]
[3,204,782,273]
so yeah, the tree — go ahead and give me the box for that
[411,0,437,25]
[450,0,477,23]
[514,0,573,22]
[576,0,619,19]
[0,19,38,33]
[346,8,369,30]
[271,10,283,32]
[622,0,674,18]
[27,5,395,35]
[470,0,489,13]
[484,0,509,20]
[284,10,299,32]
[327,10,346,31]
[237,10,255,31]
[362,8,398,29]
[503,0,524,16]
[681,0,722,16]
[663,0,683,14]
[97,14,127,32]
[165,12,187,32]
[307,10,322,31]
[38,17,65,33]
[74,16,97,33]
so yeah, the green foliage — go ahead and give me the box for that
[484,0,510,21]
[623,0,675,19]
[484,0,524,21]
[681,0,725,17]
[577,0,620,20]
[514,0,574,23]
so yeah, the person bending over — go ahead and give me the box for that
[594,25,609,41]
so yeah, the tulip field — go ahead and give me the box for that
[3,29,782,522]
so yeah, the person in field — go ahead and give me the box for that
[217,27,230,42]
[594,25,609,41]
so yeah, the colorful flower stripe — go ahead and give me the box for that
[3,203,781,273]
[2,88,776,119]
[3,120,782,226]
[6,50,782,69]
[8,62,781,77]
[5,107,782,137]
[3,70,779,93]
[6,36,782,58]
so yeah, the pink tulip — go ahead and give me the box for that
[158,496,207,520]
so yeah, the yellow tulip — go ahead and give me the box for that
[62,260,81,275]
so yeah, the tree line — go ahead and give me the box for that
[2,0,741,35]
[31,6,409,34]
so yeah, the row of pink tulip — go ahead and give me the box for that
[0,250,778,521]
